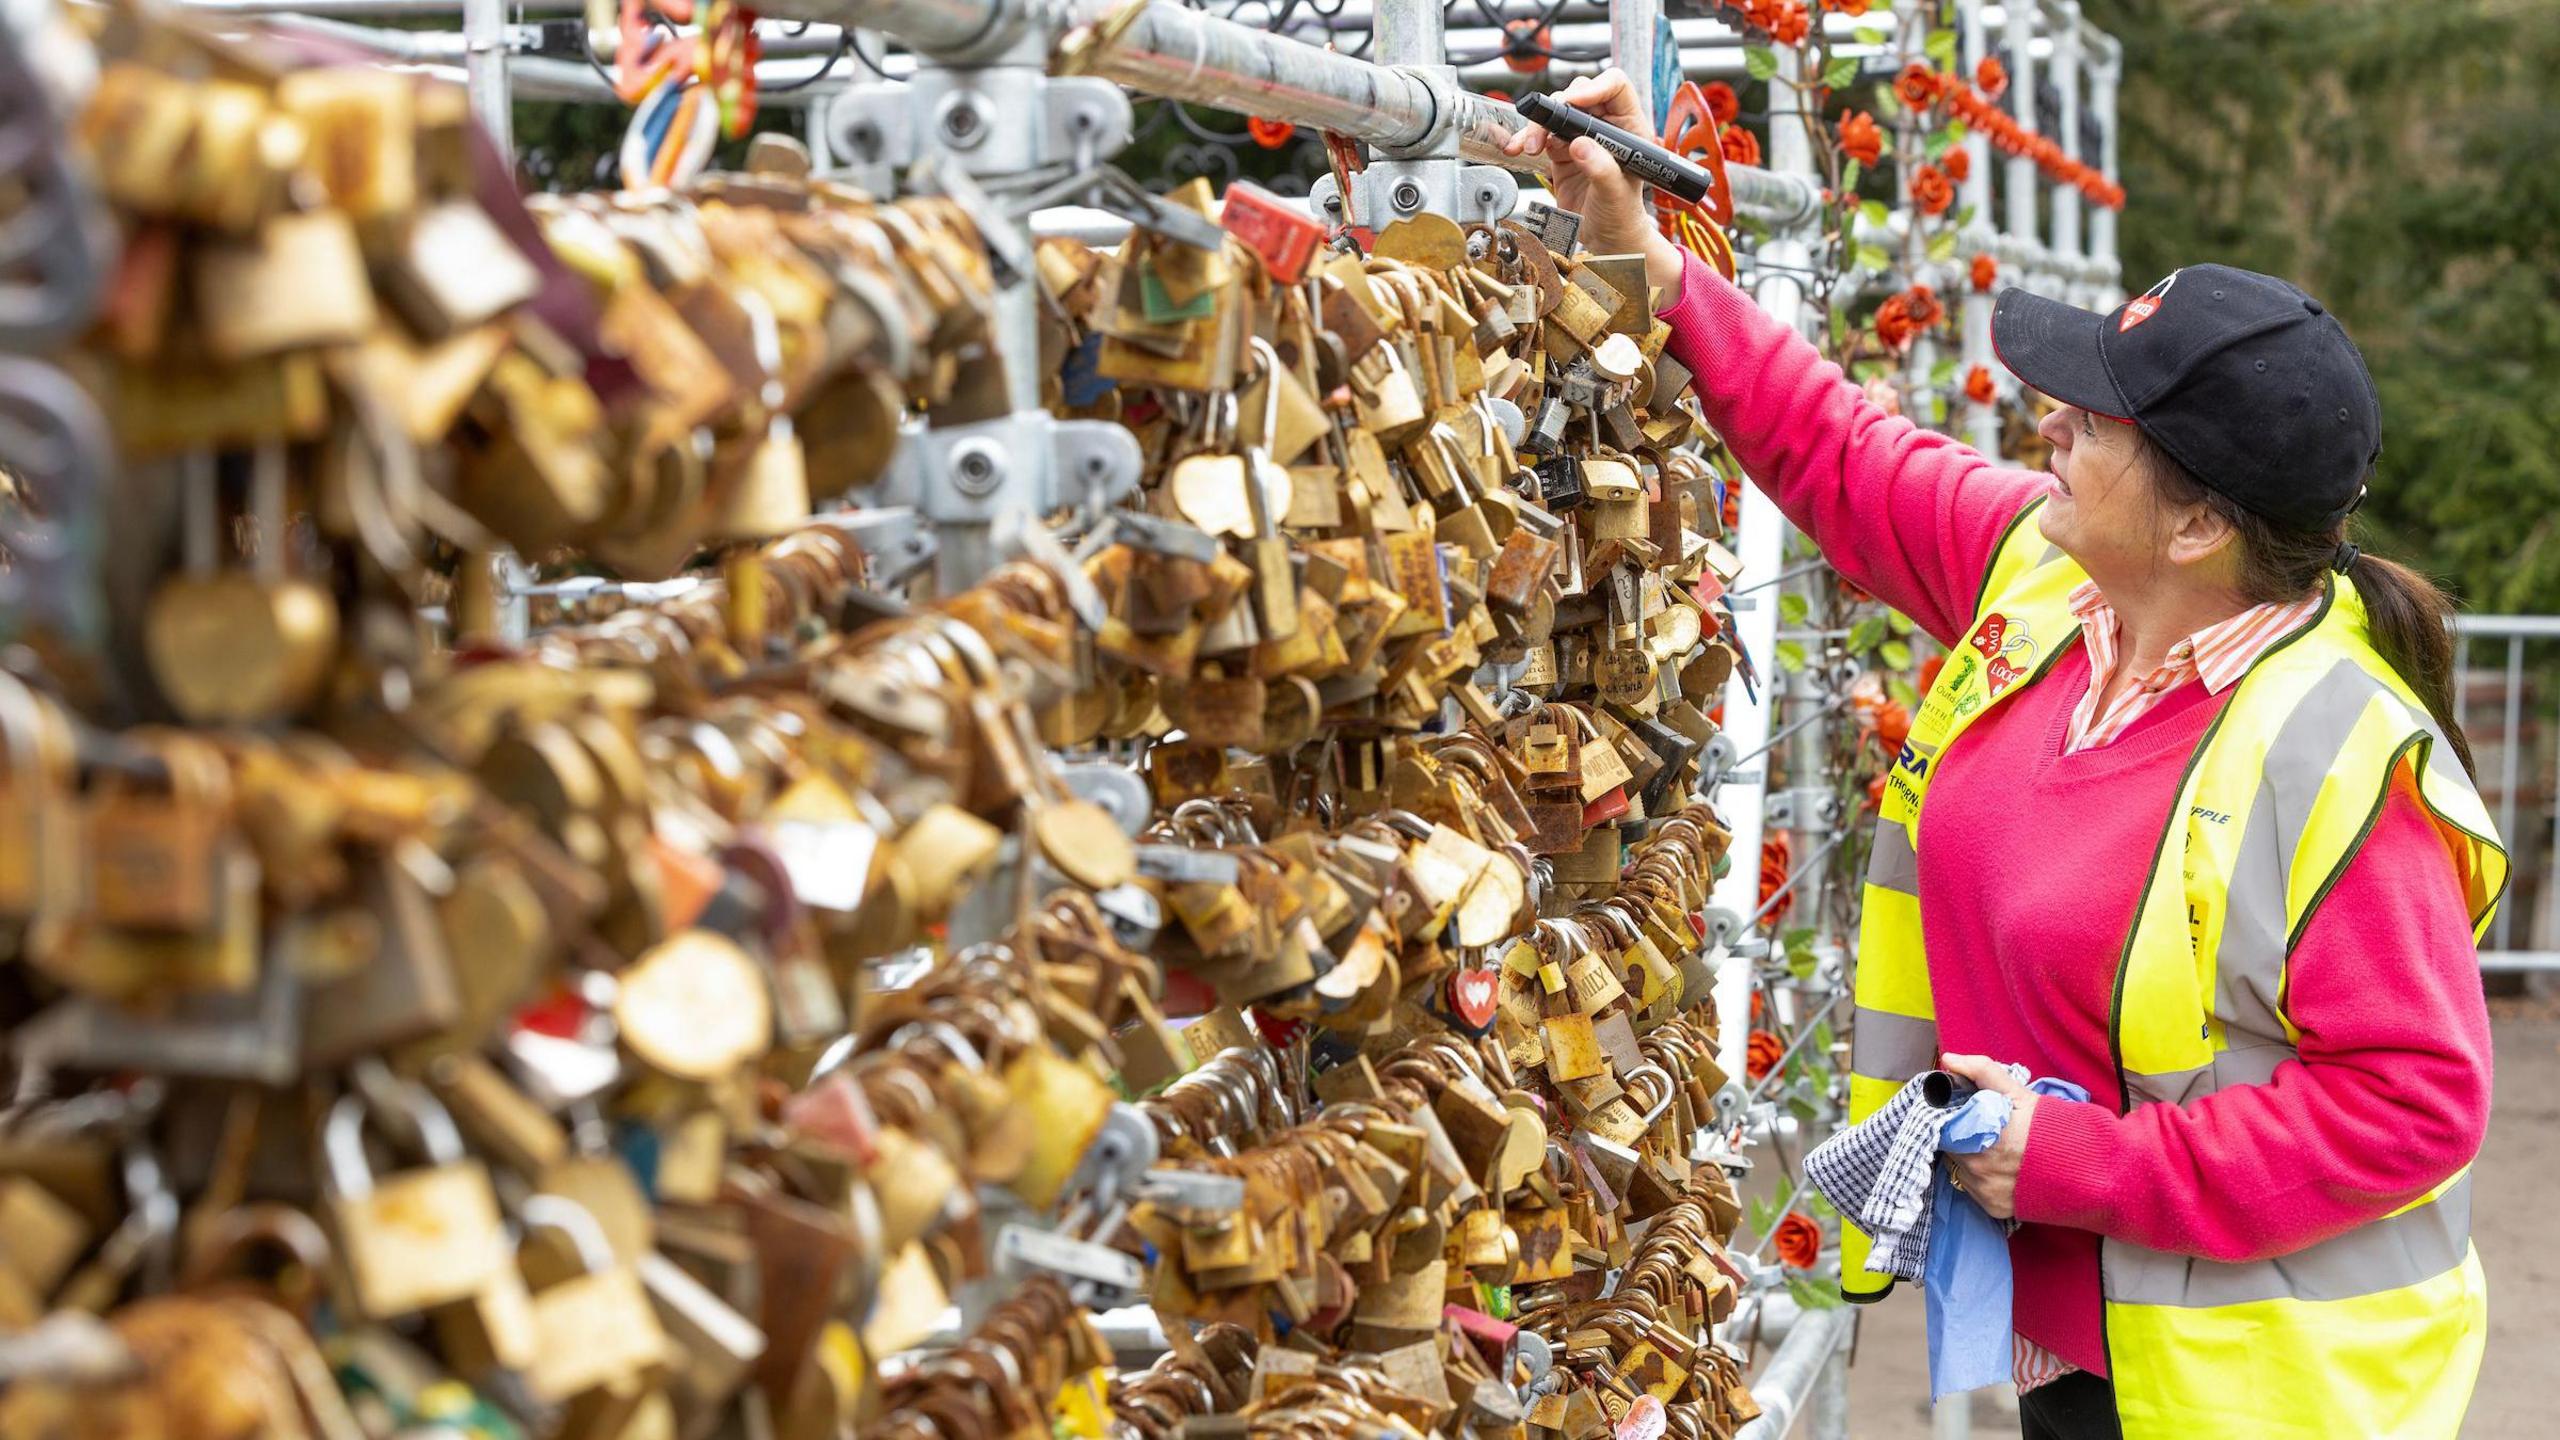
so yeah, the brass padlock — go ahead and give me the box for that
[319,1079,510,1319]
[517,1194,671,1403]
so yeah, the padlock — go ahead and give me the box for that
[517,1193,670,1403]
[319,1078,510,1319]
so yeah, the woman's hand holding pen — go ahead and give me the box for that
[1500,68,1688,295]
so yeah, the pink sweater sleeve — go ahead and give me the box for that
[1656,253,2045,645]
[2011,783,2493,1262]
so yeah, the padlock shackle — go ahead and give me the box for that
[320,1077,468,1199]
[519,1193,619,1275]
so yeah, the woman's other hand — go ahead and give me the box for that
[1500,68,1686,293]
[1939,1052,2037,1220]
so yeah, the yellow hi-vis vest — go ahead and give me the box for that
[1843,500,2507,1440]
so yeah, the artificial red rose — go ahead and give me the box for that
[1500,20,1553,74]
[1721,124,1763,168]
[1759,832,1792,923]
[1873,294,1916,350]
[1702,81,1740,125]
[1746,1028,1788,1082]
[1770,1,1812,45]
[1904,283,1945,330]
[1837,110,1883,167]
[1910,163,1954,216]
[1964,364,1997,406]
[1822,0,1873,13]
[1943,146,1971,182]
[1918,653,1946,691]
[1774,1211,1824,1270]
[1895,62,1942,111]
[1744,0,1781,33]
[1970,253,1999,292]
[1976,55,2008,98]
[1247,116,1295,148]
[1866,701,1912,752]
[1865,772,1889,810]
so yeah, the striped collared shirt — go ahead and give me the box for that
[2063,581,2324,754]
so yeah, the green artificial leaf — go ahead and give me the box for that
[1952,203,1976,230]
[1874,89,1901,121]
[1789,1275,1847,1310]
[1925,127,1957,162]
[1924,27,1958,69]
[1930,356,1960,387]
[1880,639,1914,670]
[1853,241,1892,274]
[1854,24,1889,46]
[1781,925,1818,954]
[1859,199,1889,229]
[1788,945,1820,981]
[1847,615,1887,651]
[1749,1195,1778,1234]
[1828,307,1850,351]
[1745,45,1779,82]
[1840,158,1863,194]
[1772,1174,1796,1209]
[1775,639,1808,674]
[1888,676,1918,707]
[1823,54,1861,90]
[1888,610,1914,634]
[1779,592,1811,624]
[1804,1188,1840,1222]
[1927,227,1961,264]
[1787,1093,1821,1122]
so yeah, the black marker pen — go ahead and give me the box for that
[1513,92,1717,206]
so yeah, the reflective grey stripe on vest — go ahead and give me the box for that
[2122,660,2386,1109]
[1867,820,1920,896]
[1850,1008,1938,1083]
[2103,1172,2473,1307]
[1855,822,1930,1082]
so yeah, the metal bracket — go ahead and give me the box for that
[825,70,1133,198]
[1306,65,1518,231]
[854,411,1140,589]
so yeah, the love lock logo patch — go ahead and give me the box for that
[1968,614,2035,697]
[2119,270,2181,333]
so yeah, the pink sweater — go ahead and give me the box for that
[1658,256,2493,1375]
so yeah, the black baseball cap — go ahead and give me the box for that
[1992,264,2381,532]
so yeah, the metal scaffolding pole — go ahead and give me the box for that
[1735,1305,1858,1440]
[1959,0,2000,453]
[1708,37,1820,1090]
[2086,35,2123,303]
[461,0,511,163]
[2000,0,2038,257]
[1611,0,1662,130]
[754,0,1823,226]
[2048,0,2083,305]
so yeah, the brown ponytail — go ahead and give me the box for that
[2144,439,2477,779]
[2345,555,2475,778]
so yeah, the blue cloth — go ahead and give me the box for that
[1923,1066,2089,1402]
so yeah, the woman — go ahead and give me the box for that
[1510,74,2505,1440]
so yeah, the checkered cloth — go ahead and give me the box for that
[1802,1072,1957,1280]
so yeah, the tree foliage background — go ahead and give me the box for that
[2083,0,2560,612]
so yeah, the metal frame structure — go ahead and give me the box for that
[160,2,2135,1435]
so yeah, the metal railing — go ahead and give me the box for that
[2453,615,2560,973]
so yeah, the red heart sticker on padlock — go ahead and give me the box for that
[1446,967,1501,1031]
